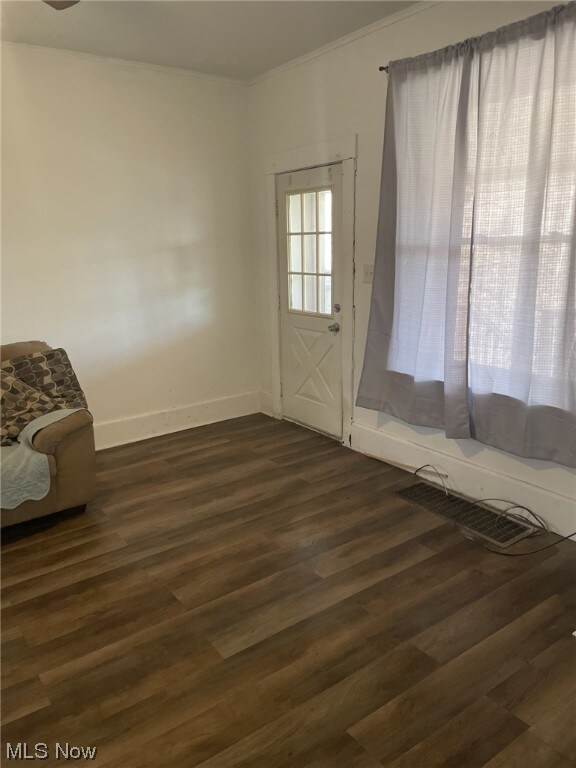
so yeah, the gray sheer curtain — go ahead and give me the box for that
[357,3,576,468]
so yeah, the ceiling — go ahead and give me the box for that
[1,0,415,81]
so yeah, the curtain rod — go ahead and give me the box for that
[379,66,389,73]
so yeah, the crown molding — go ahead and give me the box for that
[0,41,249,88]
[248,1,441,86]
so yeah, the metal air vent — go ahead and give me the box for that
[397,482,534,547]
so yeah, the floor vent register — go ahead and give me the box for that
[397,482,534,548]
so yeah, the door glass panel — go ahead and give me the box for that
[288,195,301,233]
[318,190,332,231]
[284,187,332,316]
[303,235,316,273]
[289,236,302,272]
[302,193,316,231]
[318,234,332,274]
[319,276,332,315]
[303,275,317,313]
[289,274,303,310]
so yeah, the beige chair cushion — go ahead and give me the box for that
[0,340,52,362]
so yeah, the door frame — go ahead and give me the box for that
[265,135,357,445]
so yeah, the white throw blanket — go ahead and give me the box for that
[1,409,81,509]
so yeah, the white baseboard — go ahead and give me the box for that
[94,391,262,450]
[351,422,576,538]
[259,391,274,417]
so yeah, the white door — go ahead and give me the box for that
[277,164,343,439]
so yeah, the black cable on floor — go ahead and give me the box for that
[460,528,576,556]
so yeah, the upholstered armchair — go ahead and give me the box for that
[1,341,96,528]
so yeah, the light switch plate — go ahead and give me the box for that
[363,265,374,284]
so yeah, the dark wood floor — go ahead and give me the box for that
[2,414,575,767]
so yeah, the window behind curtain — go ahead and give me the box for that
[357,4,576,467]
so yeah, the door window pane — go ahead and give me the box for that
[289,236,302,272]
[319,190,332,231]
[318,234,332,274]
[288,195,301,233]
[304,275,317,313]
[302,193,316,231]
[303,235,316,273]
[289,274,303,310]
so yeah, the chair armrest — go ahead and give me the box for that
[32,410,93,455]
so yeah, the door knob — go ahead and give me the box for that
[328,323,340,333]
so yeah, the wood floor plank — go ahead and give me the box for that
[99,643,435,768]
[1,533,127,587]
[1,537,189,605]
[2,414,575,768]
[530,692,576,764]
[505,582,576,662]
[1,581,187,690]
[208,540,433,658]
[381,696,527,768]
[481,731,576,768]
[1,677,51,725]
[489,637,576,711]
[3,564,155,646]
[293,734,384,768]
[43,604,376,764]
[348,596,569,765]
[307,505,442,578]
[411,550,576,663]
[361,567,505,644]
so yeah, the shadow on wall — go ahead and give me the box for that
[69,238,256,426]
[80,333,208,425]
[2,243,214,423]
[71,239,213,347]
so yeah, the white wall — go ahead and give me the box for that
[2,5,574,534]
[250,1,576,535]
[2,45,260,448]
